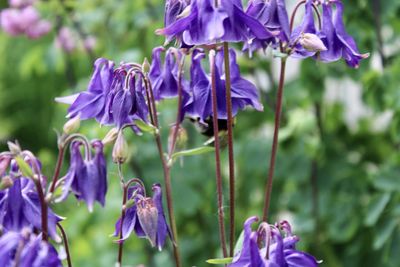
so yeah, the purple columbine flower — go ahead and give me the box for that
[229,217,320,267]
[56,140,107,212]
[289,0,368,67]
[157,0,274,46]
[188,48,263,123]
[114,183,172,250]
[56,58,150,130]
[0,231,62,267]
[0,175,62,242]
[244,0,290,53]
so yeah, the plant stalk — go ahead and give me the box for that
[262,58,287,222]
[209,50,228,258]
[57,223,72,267]
[223,42,236,257]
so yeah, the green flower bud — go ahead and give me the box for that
[63,116,81,134]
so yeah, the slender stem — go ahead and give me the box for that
[117,164,127,266]
[48,146,65,194]
[262,58,287,222]
[223,43,236,257]
[143,77,182,267]
[310,160,320,247]
[57,223,72,267]
[209,50,228,258]
[289,0,321,33]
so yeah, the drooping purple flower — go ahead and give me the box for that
[56,140,107,212]
[56,58,150,130]
[318,0,369,68]
[0,231,62,267]
[244,0,290,53]
[0,176,62,242]
[114,183,172,250]
[229,217,320,267]
[157,0,274,46]
[188,48,263,123]
[56,58,115,124]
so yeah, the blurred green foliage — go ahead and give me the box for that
[0,0,399,266]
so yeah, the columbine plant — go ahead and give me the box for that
[0,0,368,266]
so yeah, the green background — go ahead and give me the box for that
[0,0,399,266]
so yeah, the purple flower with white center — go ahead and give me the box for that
[56,140,107,212]
[0,175,62,242]
[157,0,274,46]
[188,48,263,123]
[244,0,290,53]
[114,183,172,250]
[317,0,369,68]
[229,217,320,267]
[0,231,62,267]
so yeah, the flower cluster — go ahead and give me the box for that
[229,217,320,267]
[56,58,149,132]
[56,27,97,54]
[0,0,51,39]
[114,183,171,251]
[0,230,62,267]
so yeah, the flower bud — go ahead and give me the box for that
[142,58,151,74]
[299,33,327,52]
[102,127,119,146]
[0,176,13,190]
[112,132,129,164]
[137,198,159,247]
[7,141,21,155]
[63,116,80,134]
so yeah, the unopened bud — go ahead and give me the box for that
[112,132,129,164]
[0,176,14,190]
[137,198,158,247]
[7,141,21,155]
[102,128,119,146]
[63,116,80,134]
[142,58,151,74]
[299,33,327,52]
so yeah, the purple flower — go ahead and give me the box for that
[229,217,320,267]
[0,231,62,267]
[55,27,77,53]
[157,0,274,46]
[188,48,263,123]
[56,58,150,130]
[289,0,368,68]
[0,6,51,39]
[56,140,107,212]
[9,0,37,8]
[0,176,62,242]
[318,0,369,68]
[244,0,290,53]
[114,183,171,250]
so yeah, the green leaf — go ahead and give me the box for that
[373,219,398,250]
[364,193,391,226]
[15,156,34,178]
[135,120,158,134]
[206,257,233,265]
[171,147,215,160]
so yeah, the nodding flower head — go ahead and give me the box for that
[114,182,172,251]
[187,48,263,124]
[56,58,150,132]
[0,230,62,267]
[157,0,274,46]
[0,158,62,242]
[56,140,107,213]
[228,216,320,267]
